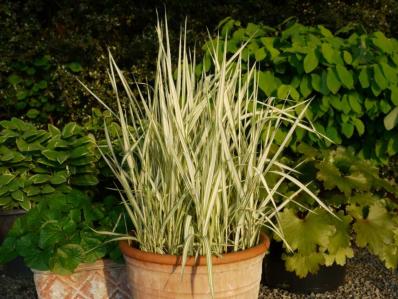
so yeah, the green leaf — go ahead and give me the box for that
[341,94,351,114]
[16,90,29,100]
[358,68,370,89]
[258,71,277,97]
[341,122,354,138]
[371,81,382,96]
[42,149,69,164]
[303,49,319,73]
[254,48,267,61]
[26,109,40,119]
[325,126,342,144]
[348,93,362,114]
[326,67,341,94]
[8,74,22,85]
[311,73,321,92]
[39,222,64,249]
[62,123,82,139]
[343,51,352,65]
[336,65,354,89]
[284,252,325,278]
[384,107,398,130]
[49,171,68,185]
[277,85,299,100]
[371,32,393,53]
[353,118,365,135]
[16,138,44,152]
[390,86,398,105]
[23,185,41,197]
[69,146,91,159]
[30,174,51,184]
[352,202,395,257]
[321,43,335,64]
[49,244,83,275]
[66,62,83,73]
[70,175,99,186]
[0,174,15,185]
[299,76,312,98]
[373,64,388,90]
[380,62,397,83]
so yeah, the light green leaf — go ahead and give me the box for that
[348,93,362,114]
[304,49,319,73]
[373,64,388,90]
[321,43,335,64]
[358,68,370,89]
[326,67,341,94]
[299,76,312,98]
[390,86,398,106]
[341,122,354,138]
[384,106,398,130]
[311,73,321,92]
[343,51,352,65]
[49,244,83,275]
[258,71,277,97]
[284,252,325,278]
[353,118,365,135]
[254,48,267,62]
[336,65,354,89]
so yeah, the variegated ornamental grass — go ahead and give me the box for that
[82,20,332,293]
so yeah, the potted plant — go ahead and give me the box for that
[0,189,130,298]
[0,118,100,277]
[263,144,398,293]
[85,21,332,298]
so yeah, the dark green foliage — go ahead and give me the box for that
[0,190,126,274]
[203,19,398,162]
[0,118,99,210]
[275,145,398,277]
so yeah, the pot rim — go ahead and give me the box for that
[0,209,27,216]
[119,233,270,266]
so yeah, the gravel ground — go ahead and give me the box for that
[0,247,397,299]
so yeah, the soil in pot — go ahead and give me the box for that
[120,235,270,299]
[262,241,346,294]
[0,209,32,278]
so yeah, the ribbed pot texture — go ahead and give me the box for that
[33,259,130,299]
[119,235,270,299]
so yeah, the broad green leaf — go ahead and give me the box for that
[348,93,362,114]
[258,71,277,97]
[380,62,397,83]
[371,32,393,53]
[70,175,99,186]
[341,122,354,138]
[23,186,41,197]
[341,95,351,114]
[39,222,64,248]
[30,174,51,184]
[358,68,370,88]
[371,81,382,96]
[390,86,398,106]
[284,252,325,278]
[384,106,398,130]
[336,65,354,89]
[11,190,25,202]
[277,85,300,100]
[343,51,352,65]
[325,126,341,144]
[303,49,319,73]
[16,139,44,152]
[278,208,335,254]
[352,202,395,257]
[311,73,321,92]
[69,146,91,159]
[49,171,68,185]
[26,109,40,119]
[41,185,55,194]
[0,174,15,185]
[254,47,267,61]
[353,118,365,135]
[49,244,83,275]
[8,74,22,85]
[299,76,312,98]
[326,67,341,94]
[373,64,388,90]
[62,122,82,139]
[380,99,392,114]
[321,43,335,64]
[42,149,69,164]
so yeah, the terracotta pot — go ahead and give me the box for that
[119,234,270,299]
[33,259,130,299]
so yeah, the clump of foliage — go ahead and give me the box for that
[274,145,398,277]
[203,18,398,163]
[0,118,99,210]
[0,190,126,274]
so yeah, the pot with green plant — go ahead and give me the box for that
[263,145,398,293]
[0,189,130,299]
[0,118,100,276]
[84,20,333,298]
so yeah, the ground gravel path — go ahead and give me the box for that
[1,247,397,299]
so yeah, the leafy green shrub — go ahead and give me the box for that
[274,145,398,277]
[0,118,99,210]
[0,190,125,274]
[202,18,398,162]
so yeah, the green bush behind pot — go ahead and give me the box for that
[202,18,398,163]
[0,118,99,210]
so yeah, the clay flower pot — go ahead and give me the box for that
[33,259,129,299]
[119,235,270,298]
